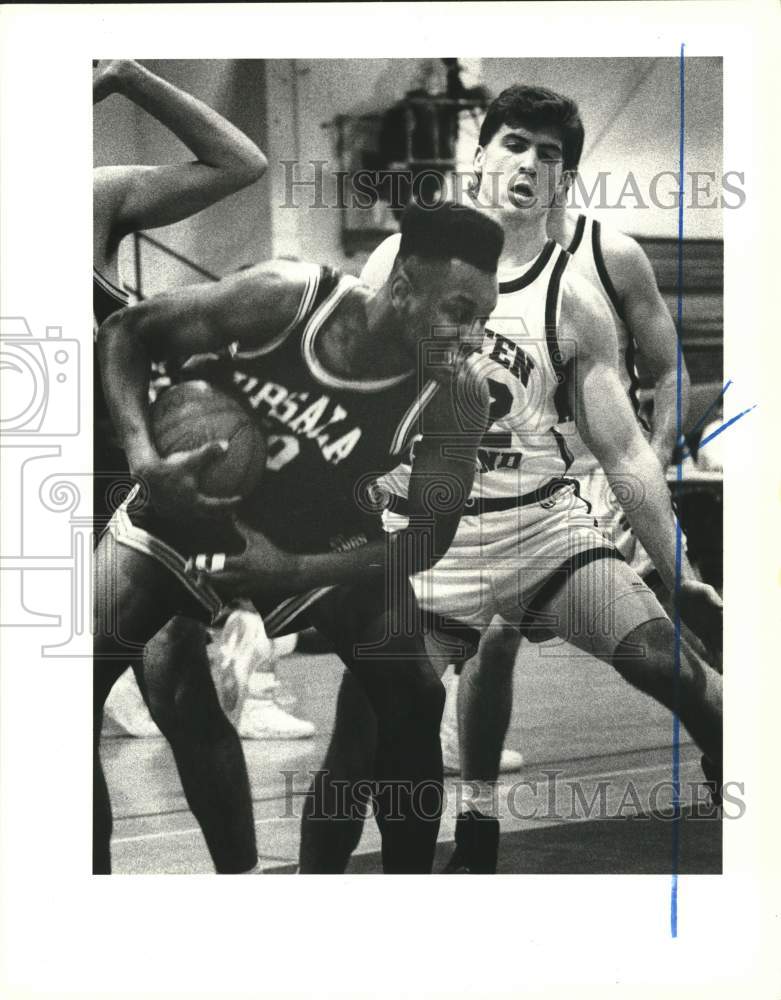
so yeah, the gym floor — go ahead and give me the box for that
[104,639,721,875]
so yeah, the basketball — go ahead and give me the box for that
[150,381,266,499]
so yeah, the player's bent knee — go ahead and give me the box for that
[143,617,219,736]
[613,615,711,709]
[373,667,444,739]
[615,616,673,655]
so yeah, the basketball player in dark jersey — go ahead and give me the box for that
[92,59,267,875]
[95,201,503,874]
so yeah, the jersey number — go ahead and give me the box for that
[266,434,300,471]
[480,378,513,445]
[487,378,513,424]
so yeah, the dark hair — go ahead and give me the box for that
[399,199,504,274]
[478,85,585,172]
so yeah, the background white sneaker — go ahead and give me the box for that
[209,608,273,725]
[440,668,524,775]
[102,668,162,738]
[496,748,524,773]
[441,724,524,775]
[238,698,315,740]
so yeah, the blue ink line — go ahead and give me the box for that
[679,401,757,459]
[697,404,757,450]
[671,41,686,941]
[679,379,732,447]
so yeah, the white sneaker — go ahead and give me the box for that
[238,699,315,740]
[103,668,162,738]
[441,710,524,775]
[497,748,524,773]
[209,609,274,725]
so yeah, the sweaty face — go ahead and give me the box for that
[404,257,498,379]
[473,123,567,218]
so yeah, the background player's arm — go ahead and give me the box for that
[604,229,690,469]
[562,275,696,593]
[93,60,266,250]
[210,364,490,594]
[97,261,307,504]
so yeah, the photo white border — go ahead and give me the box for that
[1,3,778,996]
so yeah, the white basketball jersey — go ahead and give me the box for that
[470,238,575,498]
[374,238,577,504]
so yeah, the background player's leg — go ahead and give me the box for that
[459,625,519,781]
[140,618,258,874]
[306,582,445,874]
[298,669,376,873]
[437,625,519,874]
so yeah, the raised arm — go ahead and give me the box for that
[562,273,721,650]
[602,227,690,469]
[93,60,267,245]
[96,260,309,513]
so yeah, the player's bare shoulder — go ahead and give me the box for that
[558,264,618,364]
[225,257,312,299]
[216,257,317,339]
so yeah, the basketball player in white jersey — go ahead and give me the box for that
[299,85,722,875]
[92,59,269,874]
[432,198,698,871]
[356,86,700,871]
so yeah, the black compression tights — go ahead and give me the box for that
[299,587,446,874]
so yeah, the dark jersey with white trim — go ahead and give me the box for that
[171,263,440,555]
[94,268,130,327]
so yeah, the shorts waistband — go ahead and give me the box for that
[385,478,581,517]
